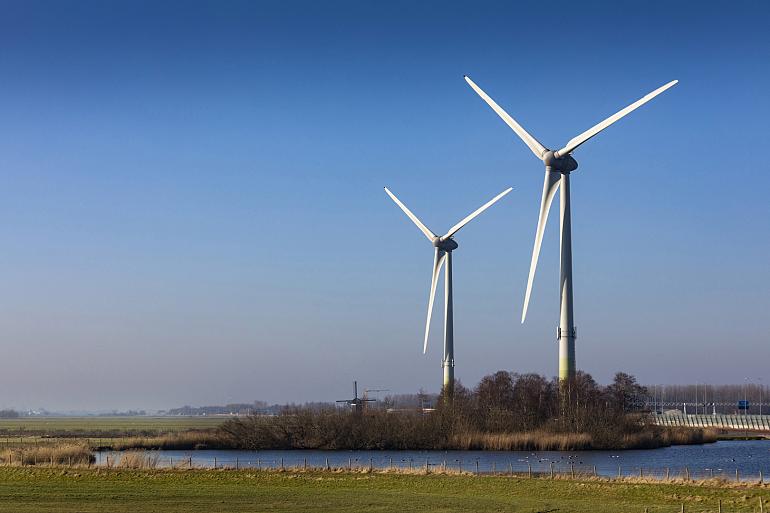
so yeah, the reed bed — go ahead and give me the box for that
[621,427,719,449]
[451,431,594,450]
[115,451,161,469]
[0,443,94,466]
[109,430,226,450]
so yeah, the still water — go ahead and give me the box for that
[101,440,770,480]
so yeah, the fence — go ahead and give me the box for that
[61,452,768,484]
[654,413,770,431]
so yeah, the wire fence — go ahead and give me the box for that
[77,452,767,484]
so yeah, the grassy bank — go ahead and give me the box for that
[78,426,718,451]
[0,422,718,452]
[0,467,768,513]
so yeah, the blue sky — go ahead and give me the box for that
[0,1,768,410]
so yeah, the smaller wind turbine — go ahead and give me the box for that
[385,186,512,395]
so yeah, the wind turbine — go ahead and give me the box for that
[385,186,512,395]
[464,75,677,381]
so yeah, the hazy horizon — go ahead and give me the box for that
[1,1,769,411]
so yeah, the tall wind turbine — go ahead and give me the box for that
[385,186,512,394]
[465,76,677,381]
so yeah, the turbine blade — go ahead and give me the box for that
[522,170,561,323]
[384,187,436,241]
[424,248,447,354]
[556,80,678,157]
[441,187,513,241]
[464,76,547,160]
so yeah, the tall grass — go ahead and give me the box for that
[451,431,594,450]
[116,451,161,469]
[0,443,94,465]
[621,427,718,449]
[109,430,226,450]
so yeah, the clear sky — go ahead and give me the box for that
[1,1,768,411]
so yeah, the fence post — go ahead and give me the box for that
[735,468,739,482]
[475,460,479,474]
[593,465,596,477]
[639,467,643,478]
[760,470,764,484]
[618,465,621,479]
[189,456,192,469]
[303,457,307,470]
[459,460,462,473]
[491,462,495,474]
[685,467,690,481]
[718,499,722,513]
[257,458,260,470]
[509,462,512,476]
[570,463,575,479]
[426,458,430,474]
[681,504,684,513]
[389,457,393,470]
[280,457,284,471]
[550,462,554,479]
[349,457,352,470]
[325,457,329,470]
[528,462,532,479]
[760,497,764,513]
[235,457,239,470]
[369,457,373,472]
[213,457,216,469]
[170,456,173,468]
[666,467,670,481]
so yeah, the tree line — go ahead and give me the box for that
[218,370,706,451]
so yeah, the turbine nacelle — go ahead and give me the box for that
[433,237,458,252]
[543,150,578,174]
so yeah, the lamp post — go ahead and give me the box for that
[744,378,749,416]
[759,378,763,416]
[695,383,698,416]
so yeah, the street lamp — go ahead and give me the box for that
[744,378,749,416]
[695,382,698,416]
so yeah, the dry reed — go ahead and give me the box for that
[110,430,224,450]
[451,431,594,451]
[0,443,94,466]
[116,451,161,469]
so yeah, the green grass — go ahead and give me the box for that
[0,416,226,435]
[0,467,767,512]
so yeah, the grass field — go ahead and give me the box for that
[0,467,767,512]
[0,416,227,435]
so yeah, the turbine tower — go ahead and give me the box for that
[385,186,512,395]
[465,76,677,381]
